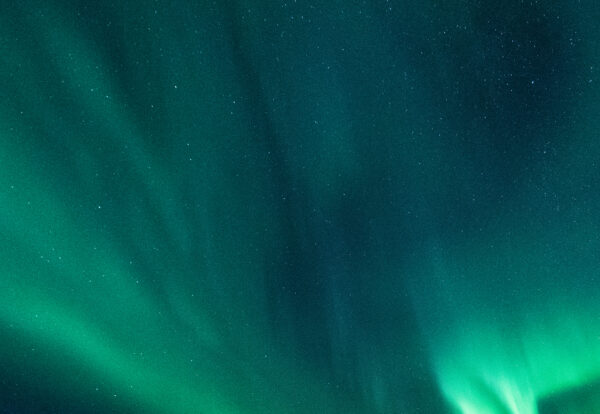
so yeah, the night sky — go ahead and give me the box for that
[1,1,600,413]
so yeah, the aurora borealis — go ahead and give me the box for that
[1,0,600,413]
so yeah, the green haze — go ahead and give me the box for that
[1,1,600,413]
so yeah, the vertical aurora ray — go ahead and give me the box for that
[1,1,600,413]
[0,3,347,413]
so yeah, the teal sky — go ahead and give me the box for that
[1,1,600,413]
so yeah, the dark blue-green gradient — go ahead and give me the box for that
[1,1,600,413]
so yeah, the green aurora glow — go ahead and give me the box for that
[1,1,600,413]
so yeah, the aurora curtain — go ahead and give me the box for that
[1,1,600,413]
